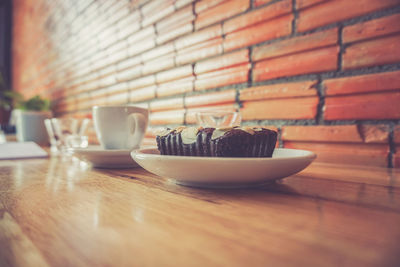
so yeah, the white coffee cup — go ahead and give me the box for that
[93,106,148,150]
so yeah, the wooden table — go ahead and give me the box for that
[0,155,399,267]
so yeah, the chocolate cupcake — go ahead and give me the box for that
[156,126,277,157]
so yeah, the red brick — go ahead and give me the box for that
[325,92,400,120]
[195,64,250,91]
[98,65,116,79]
[141,0,175,27]
[176,0,194,9]
[343,13,400,44]
[107,50,129,66]
[127,26,155,45]
[76,93,92,111]
[223,0,292,34]
[156,65,193,84]
[98,75,117,88]
[142,55,175,75]
[143,131,160,143]
[106,39,128,57]
[97,95,119,108]
[91,58,109,73]
[108,91,129,105]
[284,141,389,167]
[393,150,400,168]
[324,70,400,96]
[195,0,228,14]
[252,28,337,62]
[130,85,156,102]
[131,102,149,110]
[141,43,174,62]
[359,125,390,143]
[146,126,166,138]
[128,39,156,57]
[91,88,109,104]
[194,49,249,75]
[150,109,185,125]
[157,76,195,97]
[55,97,77,114]
[254,0,275,7]
[195,0,250,30]
[156,23,193,45]
[106,82,128,95]
[175,24,222,50]
[131,0,151,9]
[394,126,400,144]
[141,137,157,147]
[176,37,223,65]
[281,125,389,143]
[240,81,317,101]
[70,111,92,120]
[343,34,400,70]
[128,75,156,90]
[253,46,338,82]
[185,89,236,107]
[98,28,117,50]
[117,11,141,40]
[51,89,66,100]
[78,80,100,94]
[297,0,400,32]
[116,65,142,82]
[296,0,330,9]
[241,97,318,120]
[223,14,292,52]
[185,104,238,124]
[156,5,194,32]
[149,97,184,111]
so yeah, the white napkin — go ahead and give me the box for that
[0,142,48,159]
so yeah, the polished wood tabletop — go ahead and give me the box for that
[0,155,399,267]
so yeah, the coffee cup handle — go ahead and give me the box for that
[127,113,147,148]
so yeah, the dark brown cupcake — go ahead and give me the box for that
[156,126,277,157]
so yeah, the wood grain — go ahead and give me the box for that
[0,157,400,267]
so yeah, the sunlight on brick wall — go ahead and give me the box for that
[12,0,400,167]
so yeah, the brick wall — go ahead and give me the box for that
[12,0,400,167]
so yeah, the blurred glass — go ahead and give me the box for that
[66,135,89,149]
[0,130,6,144]
[196,111,241,127]
[45,118,90,153]
[44,119,58,153]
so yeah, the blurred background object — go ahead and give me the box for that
[7,0,400,167]
[12,109,51,144]
[0,0,12,128]
[8,94,52,144]
[196,111,241,128]
[46,117,90,153]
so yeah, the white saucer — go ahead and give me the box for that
[69,146,140,168]
[131,148,316,188]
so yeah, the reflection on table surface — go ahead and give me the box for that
[0,156,400,267]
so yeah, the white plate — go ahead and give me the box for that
[131,148,316,188]
[69,146,140,168]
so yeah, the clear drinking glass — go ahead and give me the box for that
[196,111,241,127]
[44,119,58,153]
[65,135,89,149]
[51,118,78,152]
[46,118,90,153]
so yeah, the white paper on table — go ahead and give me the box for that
[0,142,48,159]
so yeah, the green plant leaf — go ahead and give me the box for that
[20,95,51,111]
